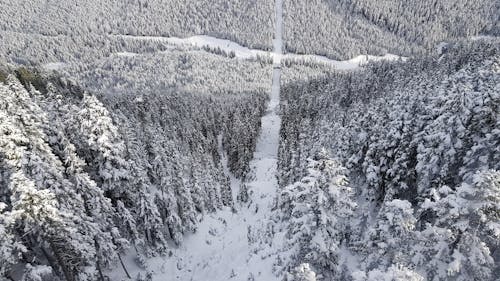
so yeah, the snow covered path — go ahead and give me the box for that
[152,0,285,278]
[273,0,284,66]
[109,64,284,280]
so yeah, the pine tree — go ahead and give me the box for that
[284,263,317,281]
[352,264,424,281]
[363,199,417,270]
[71,93,131,199]
[279,154,356,277]
[418,170,499,280]
[0,202,25,278]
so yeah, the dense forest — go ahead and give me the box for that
[0,0,274,50]
[0,0,499,280]
[284,0,499,59]
[277,39,499,280]
[0,53,268,280]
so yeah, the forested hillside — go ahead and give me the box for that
[0,50,269,280]
[277,39,499,280]
[0,0,274,50]
[284,0,499,59]
[0,1,499,280]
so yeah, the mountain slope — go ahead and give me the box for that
[277,39,500,280]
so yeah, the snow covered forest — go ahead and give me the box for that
[284,0,499,59]
[0,0,274,50]
[0,1,499,281]
[278,39,500,280]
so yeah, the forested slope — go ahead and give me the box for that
[277,39,500,280]
[1,1,498,280]
[284,0,499,59]
[0,53,269,281]
[0,0,274,50]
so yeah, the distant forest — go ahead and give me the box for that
[284,0,499,59]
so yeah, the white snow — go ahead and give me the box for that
[115,34,271,60]
[470,35,498,41]
[114,52,138,57]
[436,42,450,55]
[42,62,67,71]
[283,53,405,70]
[273,0,284,66]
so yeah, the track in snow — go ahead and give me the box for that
[113,34,403,71]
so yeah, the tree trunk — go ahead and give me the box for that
[95,258,106,281]
[118,253,131,279]
[49,242,75,281]
[39,245,60,276]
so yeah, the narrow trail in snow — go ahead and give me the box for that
[112,33,404,70]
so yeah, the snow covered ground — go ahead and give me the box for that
[42,62,67,70]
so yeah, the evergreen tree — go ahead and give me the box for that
[279,155,356,277]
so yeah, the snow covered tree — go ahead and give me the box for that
[20,264,53,281]
[71,93,131,199]
[278,40,498,279]
[279,154,356,278]
[352,264,424,281]
[0,202,26,278]
[363,199,417,270]
[284,263,317,281]
[137,192,167,252]
[417,170,499,280]
[1,75,125,281]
